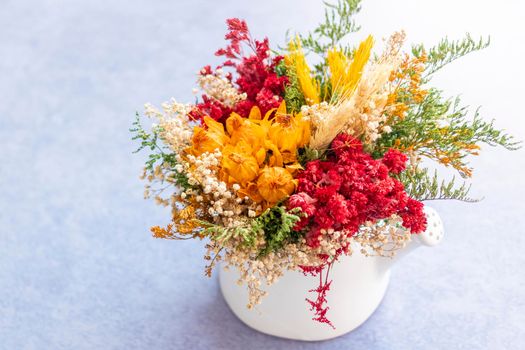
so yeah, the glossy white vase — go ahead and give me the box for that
[219,206,444,341]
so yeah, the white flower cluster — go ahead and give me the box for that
[301,102,336,131]
[183,150,258,227]
[197,68,247,107]
[341,63,393,143]
[341,32,406,143]
[144,99,194,153]
[220,240,322,309]
[316,228,354,257]
[354,215,411,257]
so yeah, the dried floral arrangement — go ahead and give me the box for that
[131,0,518,327]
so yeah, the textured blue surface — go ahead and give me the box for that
[1,1,525,349]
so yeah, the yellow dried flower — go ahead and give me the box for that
[256,167,297,204]
[186,102,306,205]
[226,111,268,151]
[268,101,310,154]
[221,140,260,185]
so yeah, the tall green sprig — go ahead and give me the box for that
[412,34,490,79]
[296,0,362,78]
[376,35,520,200]
[276,59,306,114]
[300,0,362,56]
[130,113,192,190]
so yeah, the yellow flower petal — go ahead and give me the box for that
[264,140,283,168]
[238,182,263,203]
[248,106,262,120]
[190,116,229,156]
[268,109,310,156]
[225,112,244,136]
[255,147,266,165]
[277,100,287,116]
[285,163,303,175]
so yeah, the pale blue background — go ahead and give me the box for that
[1,0,524,349]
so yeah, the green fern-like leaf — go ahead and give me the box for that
[412,34,490,79]
[130,113,192,190]
[398,167,477,202]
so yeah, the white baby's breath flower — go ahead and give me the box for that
[197,71,246,107]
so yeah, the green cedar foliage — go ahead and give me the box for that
[254,206,303,257]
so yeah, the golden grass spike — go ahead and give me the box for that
[327,48,349,100]
[309,36,375,151]
[328,35,374,102]
[285,37,320,105]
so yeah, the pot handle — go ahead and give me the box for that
[378,205,444,273]
[415,205,444,247]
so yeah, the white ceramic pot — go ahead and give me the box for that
[219,206,444,341]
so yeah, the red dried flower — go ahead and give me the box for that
[295,134,426,247]
[232,99,255,118]
[199,65,213,76]
[193,19,287,122]
[306,279,334,328]
[301,258,336,329]
[331,133,363,158]
[400,198,427,233]
[255,88,281,113]
[382,148,408,174]
[215,18,287,117]
[288,193,317,230]
[189,95,232,123]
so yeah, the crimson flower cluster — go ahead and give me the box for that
[190,18,288,123]
[288,134,427,248]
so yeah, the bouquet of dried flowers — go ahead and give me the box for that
[131,0,518,327]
